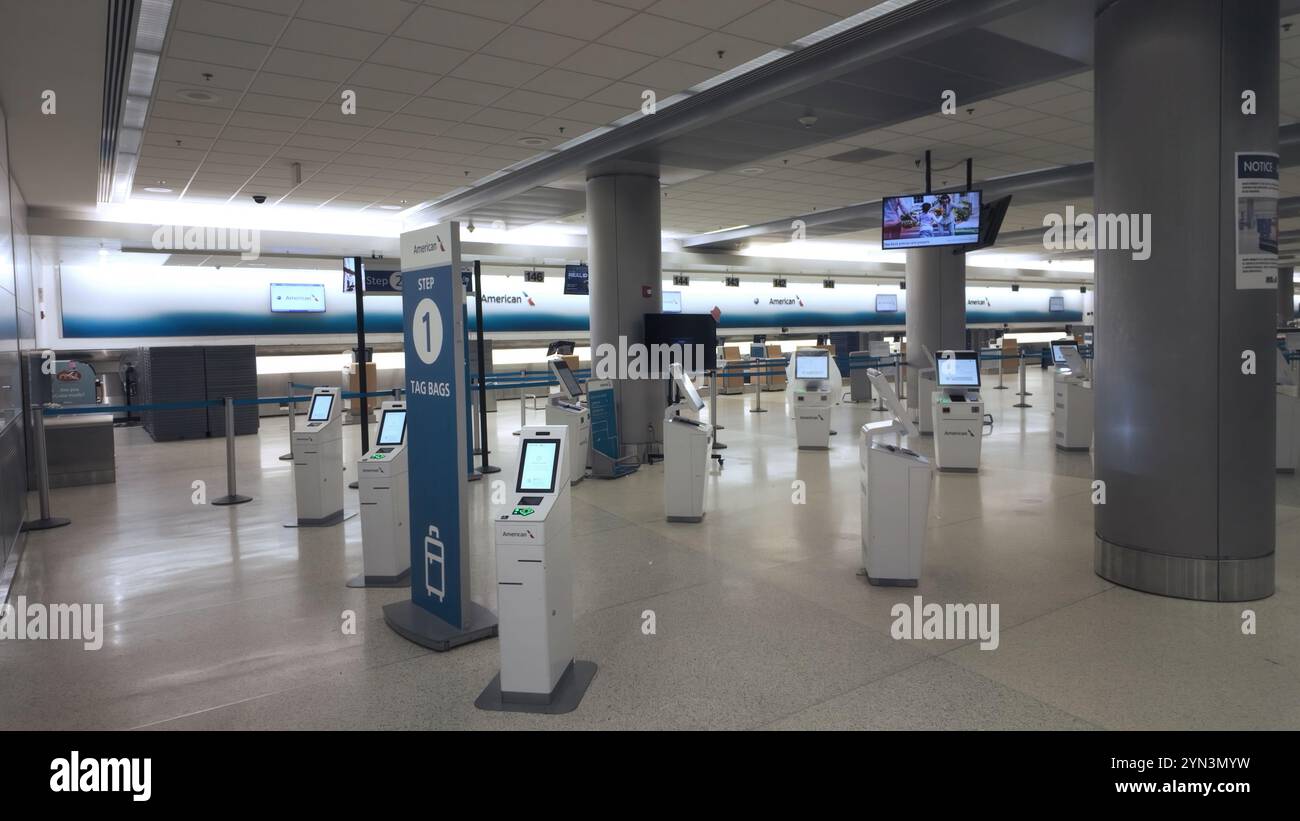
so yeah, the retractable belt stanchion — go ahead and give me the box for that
[710,368,727,450]
[994,353,1008,390]
[749,359,767,413]
[873,357,891,411]
[514,375,527,436]
[212,396,253,506]
[1013,350,1032,409]
[21,404,70,531]
[279,377,295,461]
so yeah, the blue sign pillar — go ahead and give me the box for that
[383,222,497,650]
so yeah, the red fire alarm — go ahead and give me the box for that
[641,285,654,298]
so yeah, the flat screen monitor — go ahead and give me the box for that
[750,343,766,358]
[794,350,829,380]
[1050,341,1076,365]
[881,190,982,249]
[516,438,561,494]
[1049,296,1066,312]
[551,357,584,398]
[271,282,327,313]
[308,393,335,422]
[343,258,358,293]
[671,363,705,411]
[644,313,717,373]
[935,351,981,388]
[661,290,682,313]
[376,409,407,445]
[876,293,899,313]
[564,264,589,295]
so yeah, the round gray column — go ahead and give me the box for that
[904,247,966,409]
[586,172,665,455]
[1093,0,1277,600]
[1279,265,1295,324]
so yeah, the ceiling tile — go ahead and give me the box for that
[466,107,542,130]
[600,13,710,57]
[426,76,513,105]
[247,72,337,102]
[495,88,577,116]
[296,0,418,33]
[481,26,588,66]
[166,31,271,70]
[724,0,839,46]
[173,0,288,45]
[370,37,472,74]
[263,47,361,82]
[401,6,509,49]
[625,58,717,93]
[401,96,480,121]
[558,43,657,78]
[646,0,768,28]
[424,0,539,23]
[278,18,385,60]
[670,31,772,70]
[450,53,548,86]
[517,0,638,40]
[348,62,439,94]
[521,68,612,99]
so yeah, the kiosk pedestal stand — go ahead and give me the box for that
[477,425,596,713]
[860,369,931,587]
[544,356,590,485]
[663,364,712,523]
[350,401,412,588]
[931,351,992,473]
[1050,340,1093,452]
[790,348,832,450]
[287,387,355,527]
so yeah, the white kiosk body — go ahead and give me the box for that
[292,387,345,525]
[544,357,590,485]
[930,351,987,472]
[916,345,937,436]
[1278,346,1299,473]
[1051,340,1094,452]
[357,402,410,583]
[861,370,932,586]
[494,425,575,698]
[664,363,712,522]
[790,348,832,449]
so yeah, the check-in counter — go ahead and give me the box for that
[43,412,116,487]
[761,344,787,391]
[716,346,746,394]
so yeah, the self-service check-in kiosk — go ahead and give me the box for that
[1050,340,1093,452]
[351,402,410,587]
[931,351,991,472]
[478,425,596,714]
[791,348,832,450]
[860,369,931,586]
[545,356,590,485]
[291,387,346,526]
[1278,344,1299,473]
[916,345,938,436]
[664,363,713,523]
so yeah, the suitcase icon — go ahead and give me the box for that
[424,525,446,602]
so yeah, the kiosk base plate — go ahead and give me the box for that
[863,570,918,587]
[284,510,357,528]
[346,568,411,588]
[383,599,498,652]
[475,660,597,715]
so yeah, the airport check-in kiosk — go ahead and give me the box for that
[860,369,931,586]
[790,348,832,450]
[292,387,345,525]
[485,425,595,713]
[930,351,990,472]
[356,402,410,585]
[663,363,713,522]
[1278,344,1299,472]
[545,356,590,485]
[916,345,938,436]
[1051,340,1094,452]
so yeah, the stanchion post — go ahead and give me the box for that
[279,377,294,461]
[994,353,1007,390]
[21,404,70,531]
[749,359,767,413]
[710,368,727,450]
[212,396,253,505]
[1013,351,1032,409]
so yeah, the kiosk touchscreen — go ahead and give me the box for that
[545,356,590,485]
[1051,341,1093,451]
[291,387,346,526]
[354,401,410,586]
[931,351,989,472]
[664,363,713,522]
[790,348,832,450]
[860,369,931,586]
[481,425,596,714]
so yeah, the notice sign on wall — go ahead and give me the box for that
[1235,152,1280,290]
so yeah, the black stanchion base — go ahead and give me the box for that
[468,471,483,482]
[712,442,728,450]
[478,464,502,474]
[992,385,1009,390]
[1013,403,1032,409]
[384,599,498,652]
[21,517,70,531]
[212,495,253,506]
[346,568,411,589]
[278,453,293,461]
[348,480,359,489]
[750,408,768,414]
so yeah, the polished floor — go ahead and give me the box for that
[3,367,1299,730]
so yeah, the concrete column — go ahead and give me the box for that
[586,172,665,455]
[1280,265,1295,324]
[1093,0,1277,600]
[904,247,966,409]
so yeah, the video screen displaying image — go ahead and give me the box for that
[271,282,327,313]
[377,410,407,445]
[795,352,829,380]
[308,394,334,421]
[936,354,981,387]
[517,439,560,493]
[1049,296,1066,312]
[882,191,981,249]
[876,293,899,313]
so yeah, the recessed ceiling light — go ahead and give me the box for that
[518,136,549,147]
[177,88,220,103]
[740,167,765,175]
[143,186,172,193]
[377,204,402,210]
